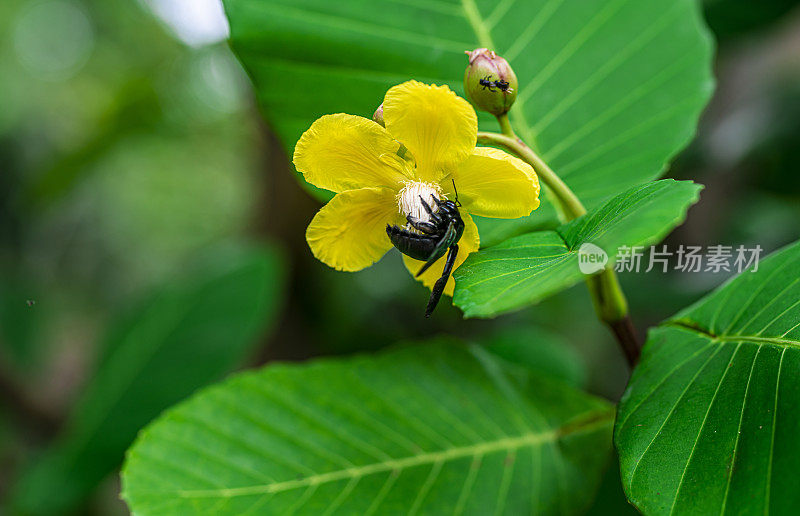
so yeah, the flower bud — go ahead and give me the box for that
[374,102,414,163]
[373,103,385,127]
[463,48,518,116]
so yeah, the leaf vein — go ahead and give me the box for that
[719,346,760,515]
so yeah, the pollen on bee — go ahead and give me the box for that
[397,181,445,226]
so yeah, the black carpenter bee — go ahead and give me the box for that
[386,184,464,318]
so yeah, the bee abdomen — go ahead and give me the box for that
[386,225,437,262]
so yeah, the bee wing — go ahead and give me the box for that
[416,221,456,277]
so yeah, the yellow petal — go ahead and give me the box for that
[383,81,477,183]
[451,147,540,218]
[307,187,402,271]
[402,212,480,297]
[293,114,411,193]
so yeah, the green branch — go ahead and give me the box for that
[478,116,640,366]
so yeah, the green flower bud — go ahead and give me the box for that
[463,48,518,116]
[373,103,385,127]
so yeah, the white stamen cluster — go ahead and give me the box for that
[397,181,444,226]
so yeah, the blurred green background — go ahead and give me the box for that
[0,0,798,514]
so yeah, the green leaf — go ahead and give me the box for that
[586,452,639,516]
[223,0,714,229]
[9,244,286,515]
[122,341,613,515]
[480,326,587,388]
[615,240,800,515]
[454,179,702,317]
[0,271,45,369]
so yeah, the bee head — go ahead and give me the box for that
[433,197,460,219]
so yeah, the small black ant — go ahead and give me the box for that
[478,76,512,93]
[479,75,496,91]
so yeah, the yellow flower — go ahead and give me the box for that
[293,80,540,296]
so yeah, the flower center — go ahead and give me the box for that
[397,181,444,225]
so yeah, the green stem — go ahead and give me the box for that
[479,120,640,366]
[497,113,517,139]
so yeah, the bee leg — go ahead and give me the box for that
[425,244,458,318]
[406,215,437,234]
[418,196,444,224]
